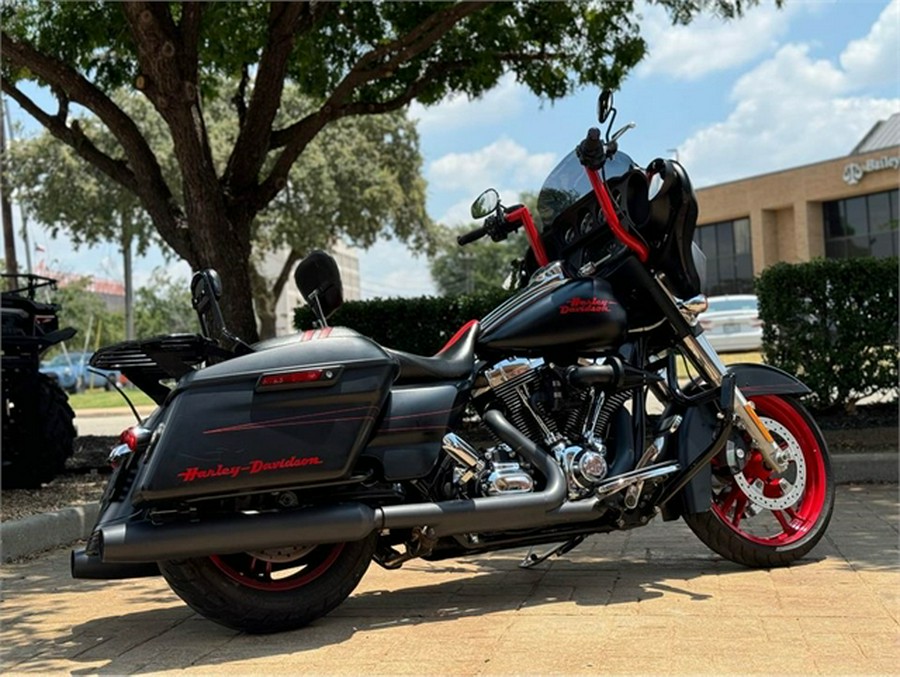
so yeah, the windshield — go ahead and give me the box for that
[536,149,637,233]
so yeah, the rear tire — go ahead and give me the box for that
[2,374,76,488]
[158,533,377,633]
[684,395,834,568]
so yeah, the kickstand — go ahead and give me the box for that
[519,535,586,569]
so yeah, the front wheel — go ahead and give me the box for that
[158,533,377,633]
[684,395,834,568]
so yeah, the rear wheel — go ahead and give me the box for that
[158,533,377,633]
[684,395,834,567]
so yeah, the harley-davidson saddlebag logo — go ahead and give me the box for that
[177,455,324,483]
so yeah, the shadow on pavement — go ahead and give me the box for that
[39,556,783,674]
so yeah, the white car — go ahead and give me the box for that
[698,294,763,353]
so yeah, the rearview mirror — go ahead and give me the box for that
[471,188,500,219]
[598,90,614,124]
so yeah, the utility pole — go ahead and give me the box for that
[3,97,32,274]
[1,95,20,279]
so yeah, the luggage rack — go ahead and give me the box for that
[90,333,231,405]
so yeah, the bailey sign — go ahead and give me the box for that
[842,155,900,186]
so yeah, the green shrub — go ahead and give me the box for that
[756,257,899,412]
[294,289,511,355]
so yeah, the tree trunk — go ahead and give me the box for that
[189,210,259,342]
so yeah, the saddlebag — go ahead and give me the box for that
[132,329,398,504]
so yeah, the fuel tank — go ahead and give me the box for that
[478,273,627,354]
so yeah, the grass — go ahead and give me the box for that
[67,388,155,411]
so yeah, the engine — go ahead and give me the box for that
[443,358,631,500]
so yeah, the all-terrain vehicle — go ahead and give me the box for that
[1,274,77,488]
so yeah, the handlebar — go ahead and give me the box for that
[576,127,606,170]
[456,225,489,246]
[457,204,549,268]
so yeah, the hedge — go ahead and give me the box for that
[294,288,511,355]
[756,257,899,412]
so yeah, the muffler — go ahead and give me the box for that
[94,409,569,565]
[71,549,160,579]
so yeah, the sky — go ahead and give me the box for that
[5,0,899,300]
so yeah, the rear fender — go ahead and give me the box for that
[662,363,810,518]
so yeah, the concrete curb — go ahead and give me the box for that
[831,451,898,483]
[2,503,100,563]
[1,453,896,563]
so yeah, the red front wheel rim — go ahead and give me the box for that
[711,395,828,546]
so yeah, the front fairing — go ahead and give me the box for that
[536,149,637,232]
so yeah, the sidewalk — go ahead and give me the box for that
[1,449,896,563]
[2,484,897,676]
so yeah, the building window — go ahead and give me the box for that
[696,217,754,295]
[823,189,899,259]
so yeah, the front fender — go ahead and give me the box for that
[663,363,810,518]
[728,362,811,397]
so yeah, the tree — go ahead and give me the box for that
[49,276,125,356]
[7,93,170,339]
[8,87,429,339]
[134,268,196,337]
[1,1,768,342]
[430,191,537,296]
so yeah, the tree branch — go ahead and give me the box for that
[327,1,489,106]
[179,1,206,84]
[2,79,139,193]
[222,1,306,195]
[0,31,189,259]
[254,2,490,212]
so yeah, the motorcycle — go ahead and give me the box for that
[72,91,834,634]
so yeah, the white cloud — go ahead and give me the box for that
[678,36,900,186]
[637,1,799,80]
[409,73,525,133]
[428,137,557,198]
[437,186,533,227]
[357,239,435,299]
[840,0,900,88]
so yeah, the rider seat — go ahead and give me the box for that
[384,320,479,383]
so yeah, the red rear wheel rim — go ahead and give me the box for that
[712,395,827,546]
[210,543,345,591]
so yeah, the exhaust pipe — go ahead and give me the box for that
[93,409,573,566]
[71,549,160,579]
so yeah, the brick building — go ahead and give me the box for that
[694,114,899,295]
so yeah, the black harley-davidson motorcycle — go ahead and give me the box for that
[73,91,834,634]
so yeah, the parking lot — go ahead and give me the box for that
[2,484,897,676]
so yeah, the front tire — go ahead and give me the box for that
[684,395,834,568]
[158,533,377,634]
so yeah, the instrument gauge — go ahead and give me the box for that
[563,226,577,245]
[579,212,594,236]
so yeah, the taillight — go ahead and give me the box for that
[110,426,151,467]
[120,427,139,452]
[256,367,341,392]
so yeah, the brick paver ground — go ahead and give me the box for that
[2,484,897,676]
